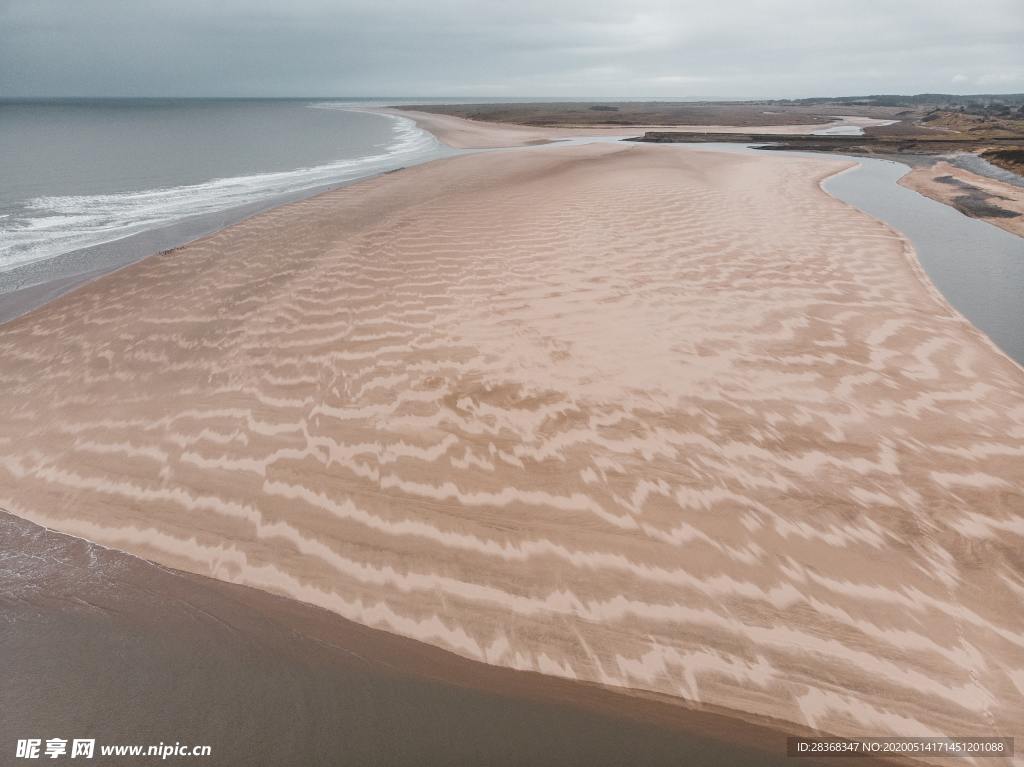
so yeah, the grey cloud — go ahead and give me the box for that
[0,0,1021,97]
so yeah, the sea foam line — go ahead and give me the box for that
[0,111,440,273]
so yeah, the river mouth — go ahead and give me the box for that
[632,140,1024,366]
[820,154,1024,366]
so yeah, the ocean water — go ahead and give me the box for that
[0,99,444,274]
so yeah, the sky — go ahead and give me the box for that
[1,0,1022,99]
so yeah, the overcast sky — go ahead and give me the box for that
[1,0,1021,99]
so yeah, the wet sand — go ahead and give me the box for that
[900,160,1024,238]
[4,510,886,766]
[1,125,1023,762]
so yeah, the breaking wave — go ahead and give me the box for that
[0,111,439,272]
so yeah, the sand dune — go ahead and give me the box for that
[1,140,1022,755]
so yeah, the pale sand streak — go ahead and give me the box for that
[1,141,1023,755]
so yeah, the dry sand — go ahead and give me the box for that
[1,130,1023,759]
[900,160,1024,238]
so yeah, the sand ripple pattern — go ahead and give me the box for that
[1,143,1022,750]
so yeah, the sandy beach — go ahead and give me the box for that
[7,511,845,766]
[388,108,894,148]
[2,116,1023,761]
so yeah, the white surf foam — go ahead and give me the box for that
[0,112,440,273]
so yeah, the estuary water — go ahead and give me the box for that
[822,155,1024,365]
[652,141,1024,365]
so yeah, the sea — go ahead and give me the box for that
[0,98,448,284]
[2,99,1022,365]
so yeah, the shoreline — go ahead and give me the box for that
[626,130,1024,239]
[819,162,1024,374]
[398,106,1024,364]
[4,107,1020,345]
[816,151,1024,365]
[4,510,908,766]
[0,108,453,326]
[0,170,408,326]
[2,111,1022,762]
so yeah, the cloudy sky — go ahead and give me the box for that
[1,0,1021,98]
